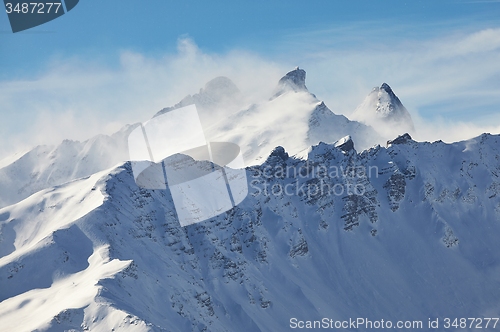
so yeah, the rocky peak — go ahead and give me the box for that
[272,67,309,98]
[265,146,289,166]
[387,133,413,146]
[278,67,307,91]
[373,83,407,118]
[380,82,394,94]
[335,135,355,153]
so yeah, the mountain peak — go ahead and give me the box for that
[351,82,415,140]
[266,146,289,164]
[380,82,392,93]
[272,67,308,98]
[334,135,355,152]
[370,82,406,118]
[387,133,413,146]
[278,67,307,91]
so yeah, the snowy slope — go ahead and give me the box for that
[351,83,415,140]
[0,168,136,331]
[0,125,137,209]
[1,133,500,331]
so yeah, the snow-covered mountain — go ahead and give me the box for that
[1,133,500,331]
[2,67,499,332]
[0,68,380,209]
[351,83,415,140]
[157,67,382,164]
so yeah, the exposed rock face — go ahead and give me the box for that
[278,67,307,90]
[334,135,355,153]
[388,133,414,146]
[272,67,309,98]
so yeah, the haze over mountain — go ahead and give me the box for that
[0,125,137,209]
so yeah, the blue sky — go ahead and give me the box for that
[1,0,499,74]
[1,0,500,159]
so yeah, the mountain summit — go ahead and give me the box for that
[273,67,309,98]
[352,83,415,139]
[278,67,307,91]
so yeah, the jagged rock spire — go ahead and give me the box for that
[278,67,307,91]
[272,67,309,98]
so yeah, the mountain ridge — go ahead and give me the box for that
[1,133,500,331]
[0,68,384,209]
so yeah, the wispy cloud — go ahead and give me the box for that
[0,39,286,160]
